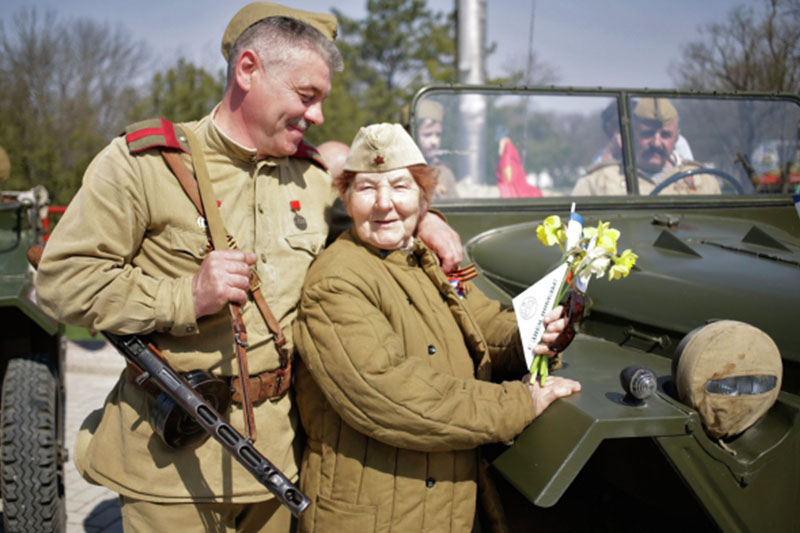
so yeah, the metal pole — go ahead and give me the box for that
[521,0,536,165]
[457,0,487,184]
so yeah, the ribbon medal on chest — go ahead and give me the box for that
[290,200,307,230]
[447,263,478,299]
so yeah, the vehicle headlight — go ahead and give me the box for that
[672,320,782,439]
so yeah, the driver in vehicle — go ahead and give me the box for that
[572,97,721,196]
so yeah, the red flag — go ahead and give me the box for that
[496,138,542,198]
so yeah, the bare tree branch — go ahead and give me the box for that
[670,0,800,93]
[0,8,150,203]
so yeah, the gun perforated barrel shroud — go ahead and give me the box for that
[104,332,310,517]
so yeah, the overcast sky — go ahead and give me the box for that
[2,0,750,88]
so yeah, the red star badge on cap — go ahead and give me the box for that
[374,155,384,165]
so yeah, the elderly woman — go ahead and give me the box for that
[293,124,581,532]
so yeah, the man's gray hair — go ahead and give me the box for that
[227,16,343,83]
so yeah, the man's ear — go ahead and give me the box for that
[235,49,261,92]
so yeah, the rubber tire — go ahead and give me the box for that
[1,353,66,532]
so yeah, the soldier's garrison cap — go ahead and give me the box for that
[633,97,678,125]
[417,99,444,123]
[0,146,9,183]
[221,2,338,61]
[344,123,426,173]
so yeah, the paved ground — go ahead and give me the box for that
[64,340,125,533]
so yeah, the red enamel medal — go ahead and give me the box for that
[291,200,307,230]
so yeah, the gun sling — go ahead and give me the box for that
[127,129,292,442]
[160,140,290,356]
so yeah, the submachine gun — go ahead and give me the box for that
[103,332,310,516]
[27,240,310,516]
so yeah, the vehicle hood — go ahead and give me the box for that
[466,210,800,373]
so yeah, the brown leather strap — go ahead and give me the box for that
[162,150,204,214]
[126,361,291,404]
[183,129,228,251]
[229,304,256,440]
[162,142,289,363]
[160,130,299,440]
[248,272,288,357]
[166,128,257,442]
[230,359,292,404]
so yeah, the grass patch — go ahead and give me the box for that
[64,325,103,342]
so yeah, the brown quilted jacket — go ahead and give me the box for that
[294,229,536,532]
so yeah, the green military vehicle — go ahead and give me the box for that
[0,173,66,531]
[411,86,799,532]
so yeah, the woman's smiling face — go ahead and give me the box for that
[346,168,423,250]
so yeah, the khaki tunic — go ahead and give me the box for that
[293,230,536,532]
[572,159,722,196]
[35,113,336,502]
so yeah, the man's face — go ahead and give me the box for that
[633,118,679,174]
[245,49,332,158]
[417,119,443,162]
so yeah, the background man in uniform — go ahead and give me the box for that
[316,140,349,181]
[573,97,719,196]
[415,99,459,198]
[34,3,462,531]
[590,102,623,165]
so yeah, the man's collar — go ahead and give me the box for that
[207,104,289,166]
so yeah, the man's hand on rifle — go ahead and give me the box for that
[193,250,257,318]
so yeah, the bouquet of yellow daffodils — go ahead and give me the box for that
[528,211,637,385]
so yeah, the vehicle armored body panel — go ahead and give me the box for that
[410,86,800,532]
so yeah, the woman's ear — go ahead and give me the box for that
[419,194,429,216]
[343,190,353,218]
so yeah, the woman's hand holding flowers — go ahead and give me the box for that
[527,214,637,386]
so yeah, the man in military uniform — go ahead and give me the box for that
[590,102,623,165]
[34,3,462,532]
[573,97,720,196]
[415,99,460,198]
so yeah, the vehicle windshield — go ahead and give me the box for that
[411,88,800,200]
